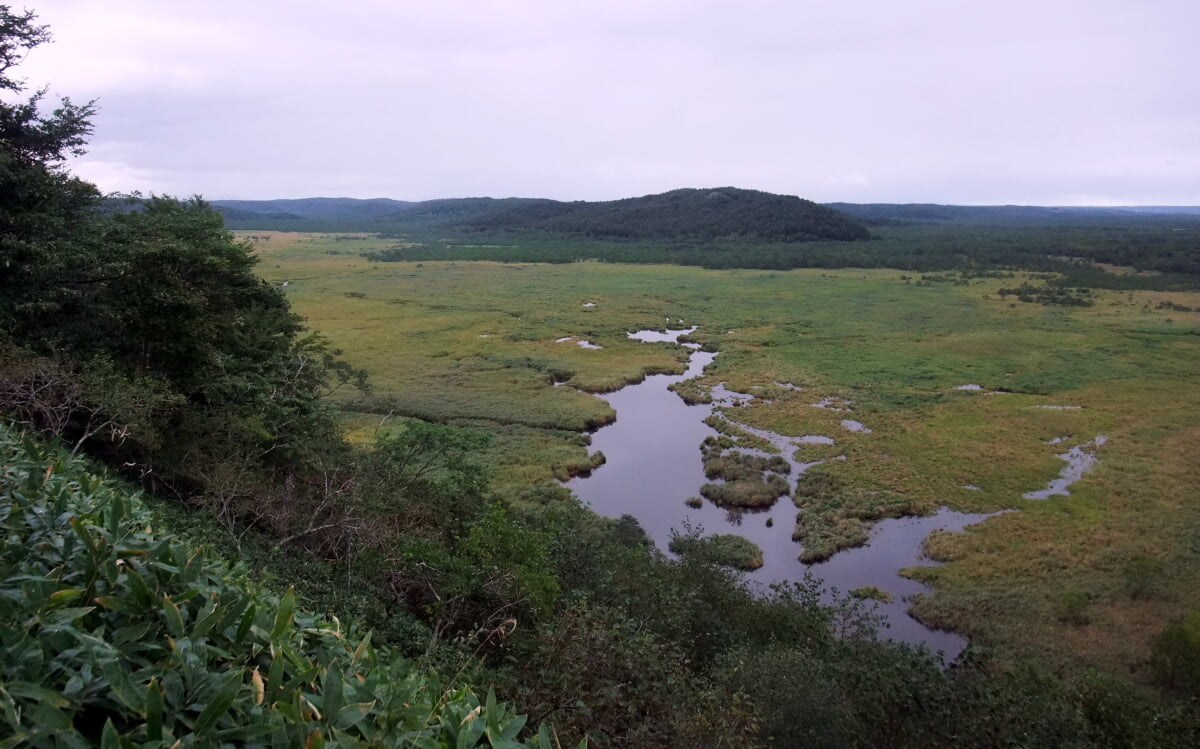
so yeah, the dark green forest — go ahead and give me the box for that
[214,188,871,243]
[4,8,1200,746]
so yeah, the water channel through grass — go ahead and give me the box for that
[567,328,997,659]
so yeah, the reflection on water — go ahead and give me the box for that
[566,328,996,659]
[1023,436,1107,499]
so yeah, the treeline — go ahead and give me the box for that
[365,222,1200,291]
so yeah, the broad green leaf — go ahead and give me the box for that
[0,734,30,749]
[124,568,157,605]
[25,700,73,732]
[264,649,286,703]
[334,700,376,731]
[162,595,184,637]
[183,548,204,586]
[235,602,256,644]
[189,595,221,639]
[95,596,140,615]
[323,663,344,722]
[485,689,500,734]
[213,594,251,636]
[44,606,95,626]
[500,713,527,741]
[193,670,242,735]
[70,517,99,556]
[48,588,85,606]
[112,621,157,646]
[101,660,143,713]
[101,718,120,749]
[282,665,321,696]
[145,678,163,742]
[350,631,372,665]
[270,588,297,642]
[105,494,124,538]
[4,682,71,708]
[458,718,485,748]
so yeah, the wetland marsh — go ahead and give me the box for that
[249,230,1200,678]
[566,325,993,657]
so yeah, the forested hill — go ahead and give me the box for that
[459,188,872,241]
[213,188,872,241]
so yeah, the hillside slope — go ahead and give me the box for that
[0,425,571,747]
[214,188,871,241]
[462,187,870,241]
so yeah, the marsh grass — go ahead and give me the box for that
[700,474,789,509]
[246,232,1200,678]
[702,451,789,482]
[850,586,893,603]
[792,467,913,562]
[668,533,765,570]
[702,415,775,452]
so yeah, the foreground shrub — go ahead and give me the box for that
[0,426,578,747]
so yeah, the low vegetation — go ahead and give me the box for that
[0,426,570,748]
[700,474,790,509]
[791,469,914,562]
[668,532,765,571]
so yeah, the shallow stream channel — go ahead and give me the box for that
[565,328,993,659]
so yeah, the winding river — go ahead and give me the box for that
[566,328,993,659]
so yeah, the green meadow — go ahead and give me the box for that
[247,230,1200,680]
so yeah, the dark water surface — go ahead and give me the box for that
[566,329,995,660]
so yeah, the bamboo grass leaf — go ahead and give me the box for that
[270,587,297,642]
[162,595,184,637]
[145,678,164,742]
[193,670,242,735]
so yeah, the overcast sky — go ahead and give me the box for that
[16,0,1200,204]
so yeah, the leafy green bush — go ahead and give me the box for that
[0,426,579,747]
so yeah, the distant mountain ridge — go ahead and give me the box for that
[213,187,871,241]
[213,193,1200,236]
[214,197,413,220]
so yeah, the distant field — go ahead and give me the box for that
[244,230,1200,680]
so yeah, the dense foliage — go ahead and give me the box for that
[0,425,578,748]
